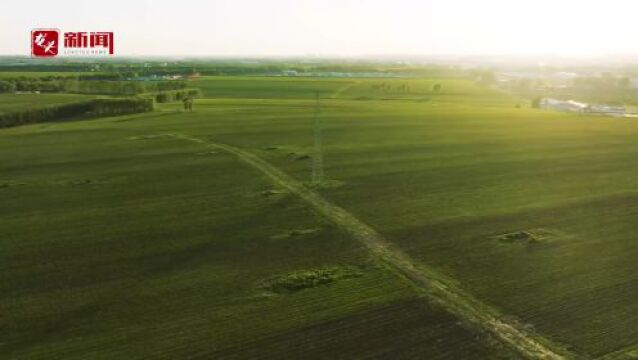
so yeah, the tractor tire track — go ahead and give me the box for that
[170,133,575,360]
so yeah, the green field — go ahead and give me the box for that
[2,76,638,359]
[192,76,357,99]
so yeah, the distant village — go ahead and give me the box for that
[539,98,637,117]
[126,73,200,81]
[497,70,638,117]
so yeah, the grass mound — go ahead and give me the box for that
[270,228,320,240]
[259,144,311,161]
[285,151,310,161]
[497,231,538,243]
[260,189,288,197]
[68,179,93,186]
[494,229,561,245]
[294,154,310,161]
[262,266,363,293]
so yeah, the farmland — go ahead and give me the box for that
[2,74,638,359]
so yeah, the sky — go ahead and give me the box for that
[2,0,638,57]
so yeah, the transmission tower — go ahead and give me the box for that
[311,91,324,184]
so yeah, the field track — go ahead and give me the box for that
[597,344,638,360]
[168,133,574,360]
[330,81,360,99]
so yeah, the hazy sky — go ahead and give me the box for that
[2,0,638,56]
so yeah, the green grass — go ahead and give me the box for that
[4,75,638,358]
[156,78,638,357]
[0,86,516,359]
[192,76,358,99]
[0,93,95,114]
[212,298,515,360]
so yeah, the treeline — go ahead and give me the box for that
[0,65,96,72]
[0,98,154,128]
[76,73,164,80]
[0,60,466,77]
[572,75,632,90]
[154,89,201,103]
[370,82,413,93]
[0,78,187,95]
[191,64,463,77]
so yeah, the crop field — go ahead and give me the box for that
[3,76,638,359]
[0,93,95,114]
[0,82,516,359]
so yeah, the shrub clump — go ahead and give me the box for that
[498,231,537,243]
[262,266,362,293]
[494,229,560,244]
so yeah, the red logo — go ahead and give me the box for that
[31,29,59,57]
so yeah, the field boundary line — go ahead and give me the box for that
[168,133,577,360]
[597,344,638,360]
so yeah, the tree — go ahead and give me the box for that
[182,97,193,111]
[432,83,442,92]
[0,80,16,93]
[531,97,542,109]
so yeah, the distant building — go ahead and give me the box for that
[282,70,298,77]
[541,98,628,117]
[588,104,626,116]
[540,98,588,113]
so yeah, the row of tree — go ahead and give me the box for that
[0,78,187,95]
[369,82,442,93]
[0,97,154,128]
[0,60,466,77]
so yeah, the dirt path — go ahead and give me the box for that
[170,133,575,360]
